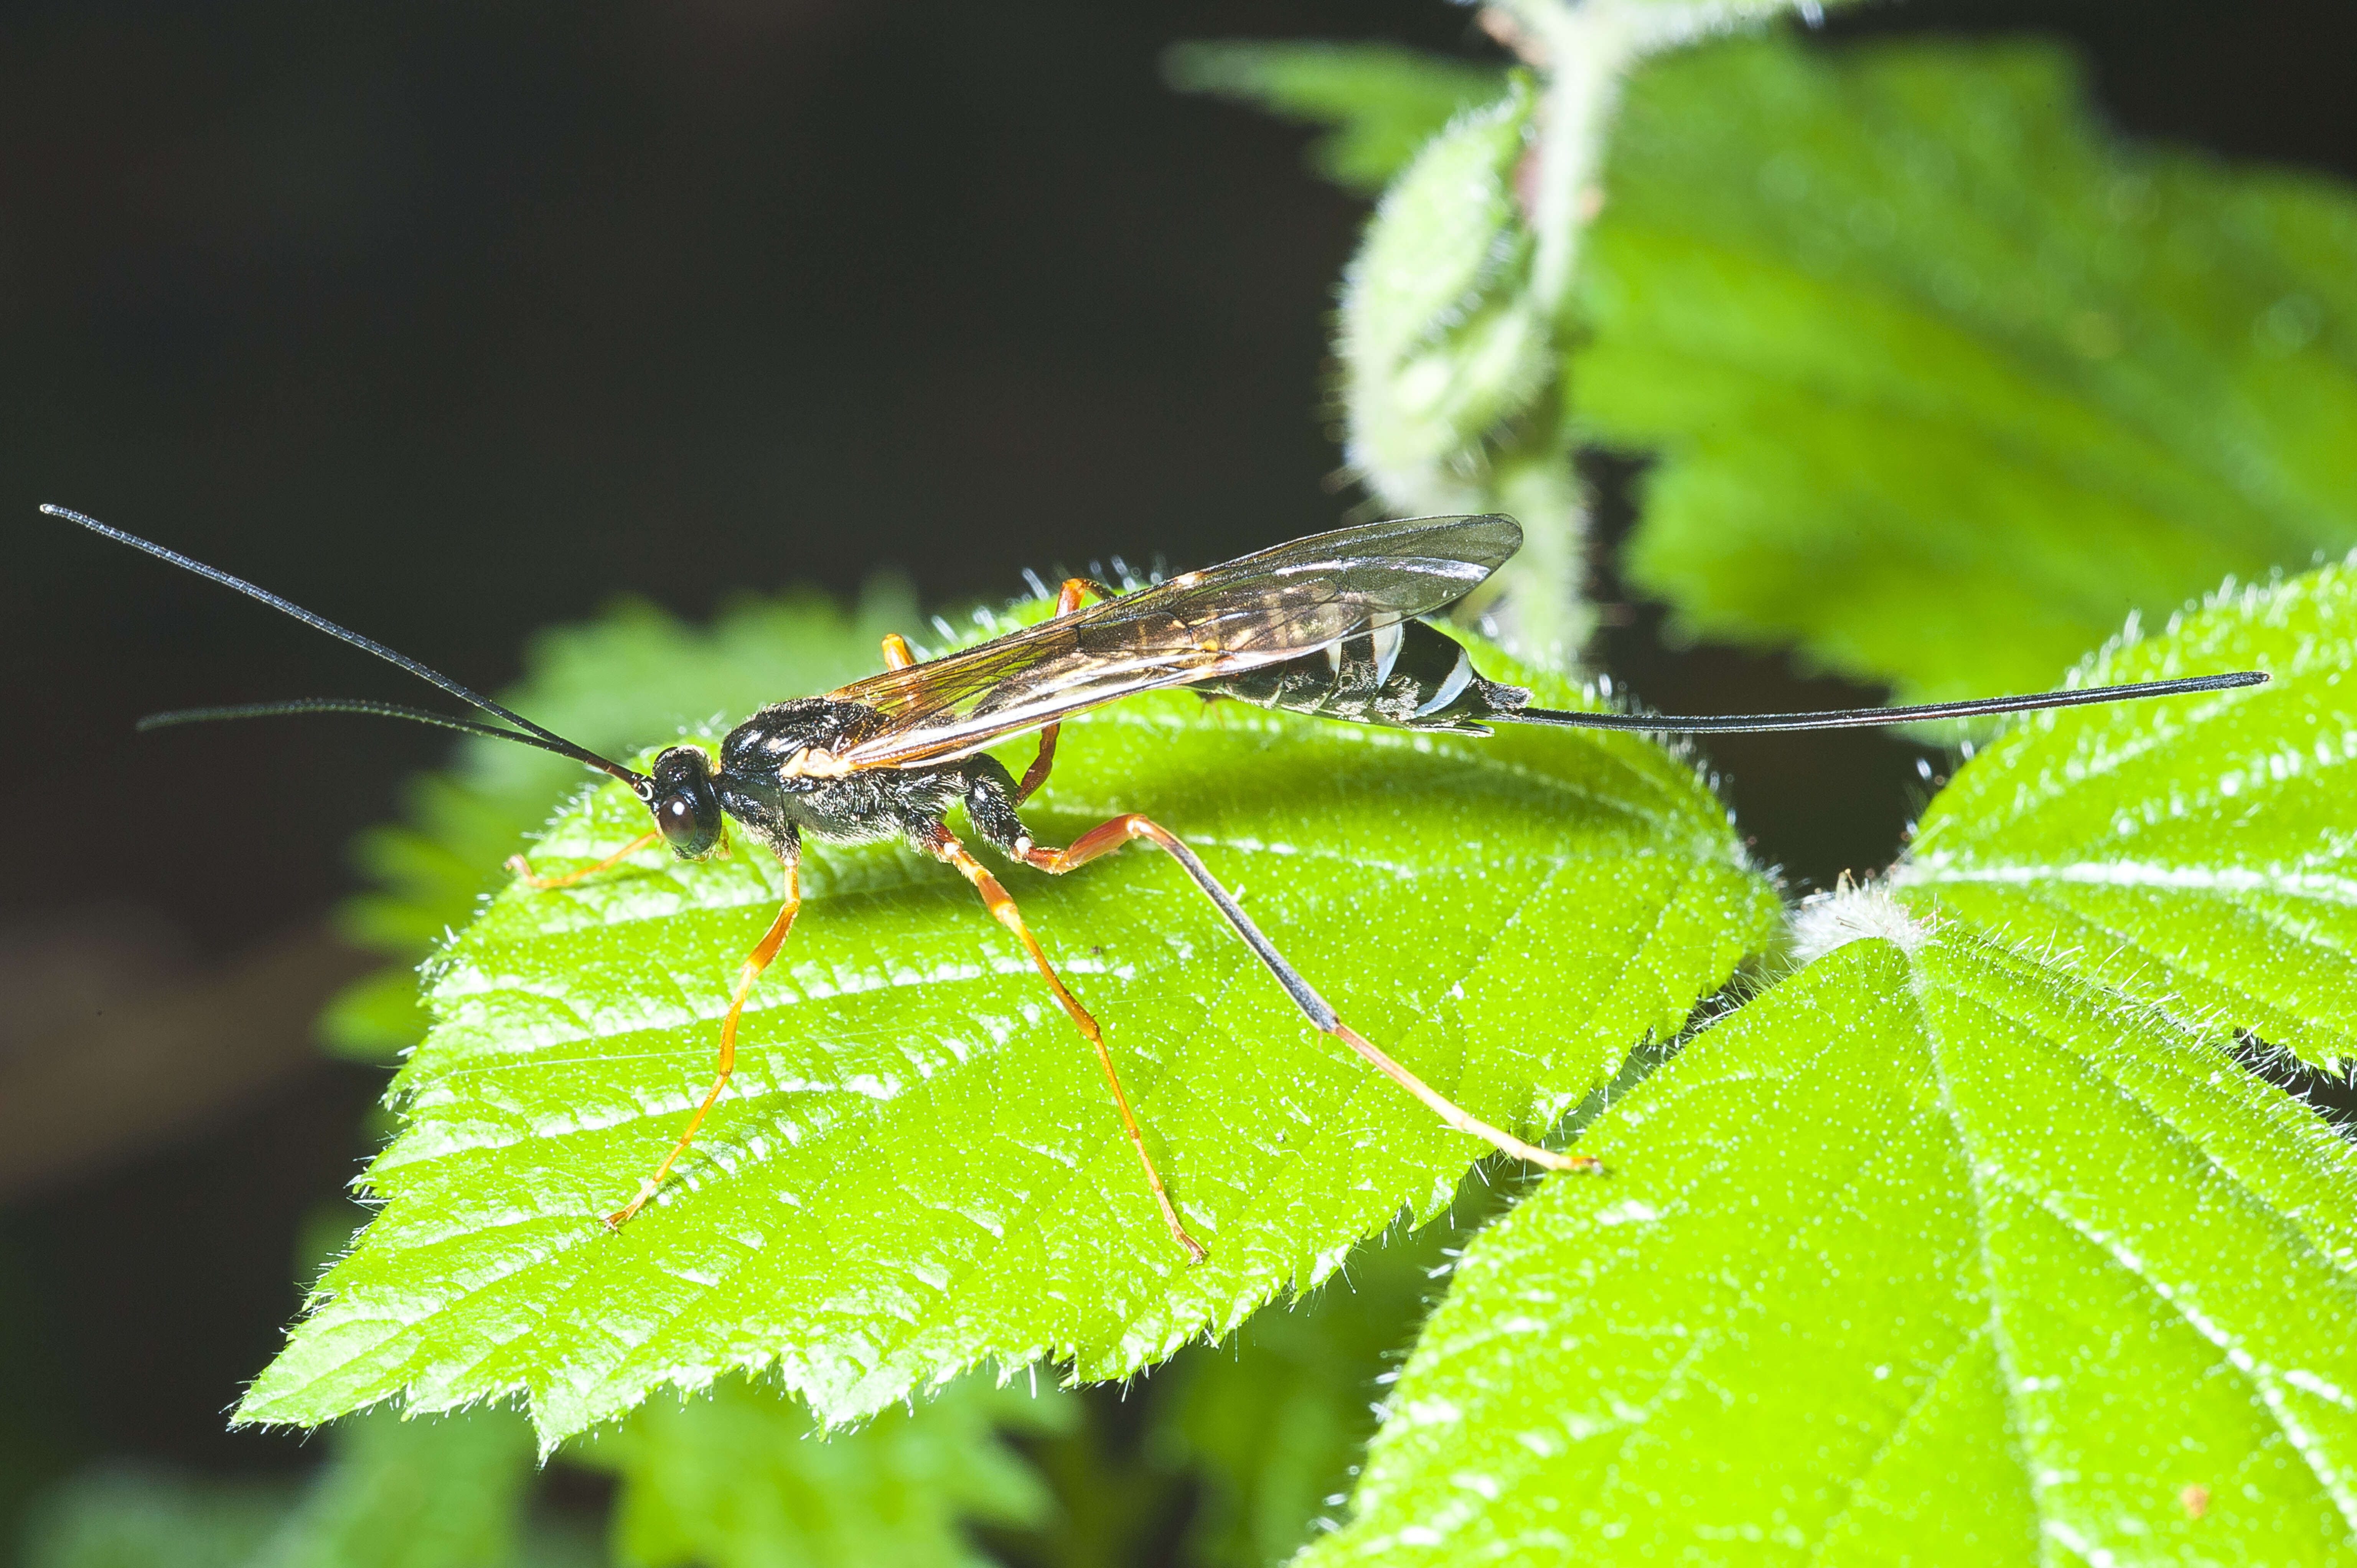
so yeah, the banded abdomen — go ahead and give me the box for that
[1203,618,1526,733]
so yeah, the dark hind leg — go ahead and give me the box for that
[1014,813,1593,1174]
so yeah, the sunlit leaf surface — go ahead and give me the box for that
[1307,563,2357,1565]
[241,621,1775,1441]
[1305,930,2357,1565]
[1901,559,2357,1071]
[1587,36,2357,700]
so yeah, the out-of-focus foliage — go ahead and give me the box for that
[21,1413,599,1568]
[574,1374,1070,1568]
[1162,43,1505,193]
[253,1408,546,1568]
[1900,557,2357,1072]
[241,608,1774,1442]
[1307,562,2354,1563]
[23,1471,294,1568]
[1183,30,2357,701]
[1590,35,2357,702]
[54,13,2349,1566]
[325,582,917,1061]
[1151,1189,1496,1568]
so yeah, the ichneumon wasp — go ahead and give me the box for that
[45,504,2266,1262]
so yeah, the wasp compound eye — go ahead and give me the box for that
[649,746,722,858]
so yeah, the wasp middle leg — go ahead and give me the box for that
[1013,576,1113,805]
[922,817,1207,1265]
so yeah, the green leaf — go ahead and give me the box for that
[19,1415,599,1568]
[1162,43,1507,193]
[251,1407,552,1568]
[1161,1255,1439,1568]
[1305,927,2357,1565]
[239,615,1775,1443]
[1307,562,2357,1563]
[1580,35,2357,702]
[329,582,917,1062]
[570,1374,1069,1568]
[23,1471,294,1568]
[1899,559,2357,1072]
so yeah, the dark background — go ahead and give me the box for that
[2,0,2351,1534]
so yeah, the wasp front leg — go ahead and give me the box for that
[506,830,663,890]
[609,847,801,1225]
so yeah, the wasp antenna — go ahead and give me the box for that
[1499,670,2269,735]
[42,504,646,789]
[135,697,624,764]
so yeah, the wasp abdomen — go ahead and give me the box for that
[1204,619,1521,733]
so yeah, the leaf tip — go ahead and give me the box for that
[1789,877,1927,966]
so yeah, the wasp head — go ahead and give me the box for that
[645,745,724,858]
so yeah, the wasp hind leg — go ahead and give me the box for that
[923,823,1207,1266]
[609,855,802,1226]
[1015,813,1594,1176]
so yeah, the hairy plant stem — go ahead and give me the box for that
[1468,0,1815,668]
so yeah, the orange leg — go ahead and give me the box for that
[1014,577,1104,804]
[1020,815,1596,1175]
[880,633,916,670]
[609,858,801,1226]
[507,828,662,891]
[930,831,1207,1265]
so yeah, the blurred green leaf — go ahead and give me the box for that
[23,1471,293,1568]
[1162,42,1506,193]
[327,582,916,1063]
[253,1407,559,1568]
[240,609,1774,1442]
[1152,1189,1498,1568]
[572,1374,1068,1568]
[1307,925,2357,1565]
[20,1413,598,1568]
[1899,558,2357,1072]
[1582,35,2357,700]
[1305,562,2357,1565]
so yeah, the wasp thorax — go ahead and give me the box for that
[722,698,880,792]
[648,745,723,858]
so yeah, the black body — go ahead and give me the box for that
[657,702,1036,866]
[1202,615,1521,732]
[668,616,1533,866]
